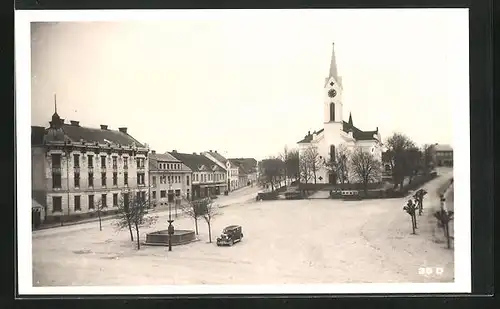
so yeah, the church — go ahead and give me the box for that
[297,43,383,184]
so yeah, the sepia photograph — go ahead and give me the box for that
[16,9,470,294]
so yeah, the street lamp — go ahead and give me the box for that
[167,178,174,252]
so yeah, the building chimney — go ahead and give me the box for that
[193,152,197,155]
[100,124,108,130]
[215,150,217,153]
[151,150,156,154]
[70,120,80,126]
[172,150,177,153]
[308,131,311,135]
[118,127,128,134]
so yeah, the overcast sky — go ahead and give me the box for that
[30,9,468,160]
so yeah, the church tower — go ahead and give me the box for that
[323,43,344,147]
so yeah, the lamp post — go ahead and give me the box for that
[167,178,174,252]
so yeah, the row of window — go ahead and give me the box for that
[153,174,187,185]
[52,191,147,213]
[51,154,146,170]
[151,189,185,199]
[51,171,146,189]
[157,162,181,170]
[193,173,225,182]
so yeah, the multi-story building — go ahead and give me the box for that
[226,160,241,191]
[228,158,258,186]
[169,151,227,199]
[433,144,453,167]
[200,150,231,191]
[31,109,149,224]
[148,151,192,207]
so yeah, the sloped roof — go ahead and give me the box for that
[207,151,228,164]
[60,124,145,147]
[150,152,180,162]
[297,128,325,143]
[228,158,257,175]
[149,152,191,171]
[434,144,453,152]
[342,121,378,141]
[168,152,225,172]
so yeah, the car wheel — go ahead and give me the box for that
[230,239,234,246]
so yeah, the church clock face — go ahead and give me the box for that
[328,88,337,98]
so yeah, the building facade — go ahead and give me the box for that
[228,158,258,187]
[149,151,192,207]
[433,144,453,167]
[31,109,149,224]
[169,151,227,199]
[226,160,242,191]
[297,43,383,184]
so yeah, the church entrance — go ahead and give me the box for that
[328,172,337,184]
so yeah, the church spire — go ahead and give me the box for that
[328,42,339,81]
[50,93,62,129]
[348,112,353,125]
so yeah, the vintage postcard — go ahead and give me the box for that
[15,8,470,295]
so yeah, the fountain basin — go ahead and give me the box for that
[144,229,197,246]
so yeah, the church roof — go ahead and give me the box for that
[297,128,324,143]
[296,120,378,144]
[342,121,378,141]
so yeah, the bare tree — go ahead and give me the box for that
[324,144,350,184]
[180,195,204,235]
[301,145,323,184]
[286,149,300,183]
[115,191,134,242]
[279,146,289,186]
[115,190,158,249]
[198,197,221,243]
[350,147,382,195]
[299,151,313,184]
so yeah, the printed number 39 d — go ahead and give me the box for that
[418,267,444,275]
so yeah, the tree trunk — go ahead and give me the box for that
[98,210,102,231]
[194,218,199,235]
[413,213,418,229]
[127,218,134,241]
[411,216,416,234]
[444,222,450,249]
[207,221,212,243]
[135,224,140,250]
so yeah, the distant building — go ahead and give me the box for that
[226,160,241,191]
[433,144,453,167]
[148,151,192,207]
[296,43,383,184]
[31,106,149,224]
[228,158,258,187]
[169,151,227,199]
[201,150,229,191]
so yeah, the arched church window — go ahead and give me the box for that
[329,103,335,122]
[330,145,336,161]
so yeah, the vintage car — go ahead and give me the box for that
[216,225,243,246]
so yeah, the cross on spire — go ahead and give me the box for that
[54,93,57,114]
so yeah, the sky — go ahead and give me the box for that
[30,9,468,161]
